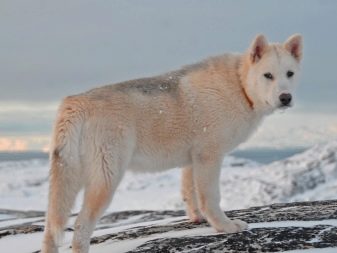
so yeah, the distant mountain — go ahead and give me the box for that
[0,151,48,162]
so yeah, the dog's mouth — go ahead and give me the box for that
[278,103,293,109]
[265,100,293,111]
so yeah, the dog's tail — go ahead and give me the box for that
[42,97,86,252]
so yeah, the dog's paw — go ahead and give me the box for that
[215,219,248,233]
[189,214,205,224]
[186,209,204,224]
[232,219,248,230]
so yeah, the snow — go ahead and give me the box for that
[1,140,337,252]
[240,112,337,149]
[0,216,43,228]
[1,140,337,212]
[1,232,48,253]
[0,159,49,210]
[249,219,337,229]
[88,226,216,253]
[285,248,337,253]
[0,214,14,221]
[0,155,260,212]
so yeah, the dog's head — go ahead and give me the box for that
[243,34,303,113]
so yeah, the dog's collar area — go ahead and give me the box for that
[242,87,254,109]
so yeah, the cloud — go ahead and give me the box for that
[0,0,336,150]
[0,0,337,112]
[0,138,28,152]
[0,102,58,113]
[0,102,56,136]
[42,143,50,153]
[0,135,50,152]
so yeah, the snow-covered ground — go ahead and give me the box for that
[1,140,337,212]
[1,141,337,253]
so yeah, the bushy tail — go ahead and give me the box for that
[42,97,85,252]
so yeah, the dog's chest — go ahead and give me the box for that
[128,147,191,172]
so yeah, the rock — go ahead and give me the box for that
[1,200,337,252]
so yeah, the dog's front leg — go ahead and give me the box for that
[192,151,248,233]
[181,166,204,223]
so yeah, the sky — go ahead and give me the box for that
[1,0,337,151]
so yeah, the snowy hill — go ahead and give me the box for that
[1,141,337,252]
[0,140,337,212]
[220,140,337,209]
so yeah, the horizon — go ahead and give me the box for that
[0,146,309,165]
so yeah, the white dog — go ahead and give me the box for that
[42,34,303,253]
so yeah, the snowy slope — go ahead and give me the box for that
[0,156,259,211]
[220,140,337,209]
[0,140,337,212]
[1,141,337,252]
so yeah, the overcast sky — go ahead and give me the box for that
[1,0,337,151]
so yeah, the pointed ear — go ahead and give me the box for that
[284,34,303,62]
[250,34,268,63]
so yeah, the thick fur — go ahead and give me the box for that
[42,34,303,253]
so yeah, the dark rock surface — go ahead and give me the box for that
[1,200,337,252]
[125,226,337,253]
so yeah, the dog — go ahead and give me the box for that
[42,34,303,253]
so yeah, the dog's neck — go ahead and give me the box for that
[238,55,254,110]
[238,56,275,116]
[241,87,254,109]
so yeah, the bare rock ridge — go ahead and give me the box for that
[1,200,337,252]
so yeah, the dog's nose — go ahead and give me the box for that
[279,93,292,106]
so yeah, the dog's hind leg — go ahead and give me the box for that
[71,144,125,253]
[181,166,203,223]
[42,150,83,253]
[42,99,85,253]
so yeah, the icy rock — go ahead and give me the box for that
[1,200,337,252]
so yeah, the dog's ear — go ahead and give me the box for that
[284,34,303,62]
[250,34,268,63]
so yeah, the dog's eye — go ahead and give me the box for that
[287,71,294,78]
[264,73,273,80]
